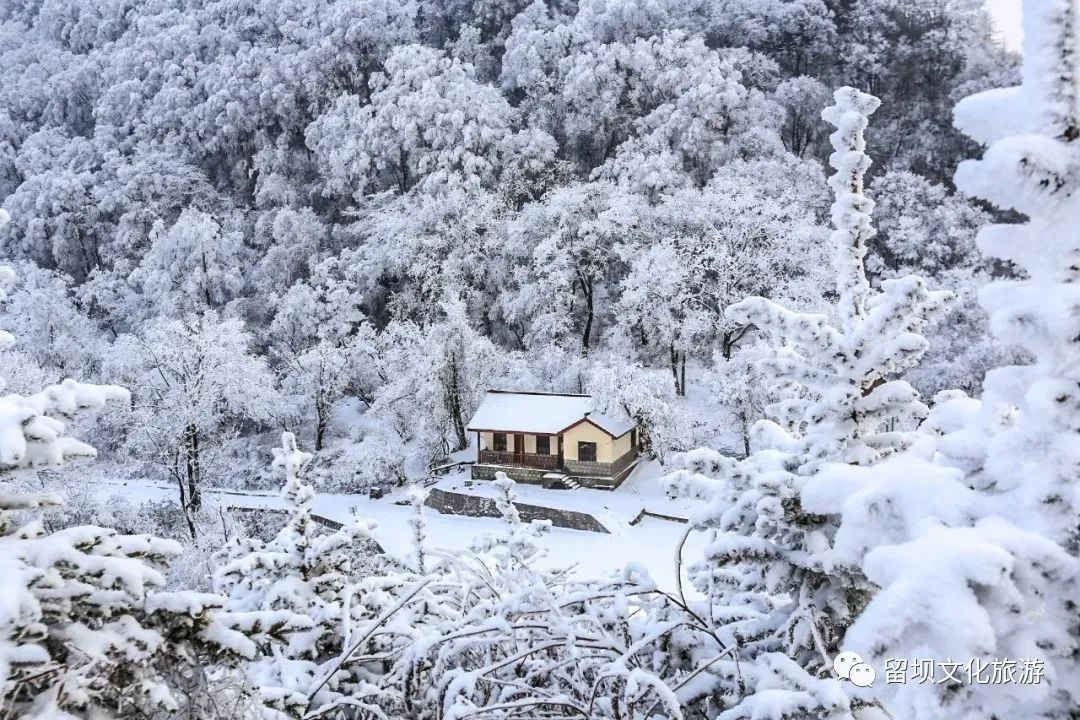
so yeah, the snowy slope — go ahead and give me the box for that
[80,473,705,594]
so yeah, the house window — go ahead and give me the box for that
[536,435,550,454]
[578,441,597,462]
[493,433,507,452]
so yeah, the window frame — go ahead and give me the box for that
[535,435,550,455]
[578,441,597,462]
[492,433,507,452]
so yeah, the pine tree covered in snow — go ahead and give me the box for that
[953,0,1080,561]
[214,431,387,719]
[666,87,953,719]
[795,4,1080,718]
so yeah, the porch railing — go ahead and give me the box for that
[478,450,560,470]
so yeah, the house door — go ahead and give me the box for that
[557,435,564,468]
[513,434,525,462]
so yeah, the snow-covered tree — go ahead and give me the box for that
[773,76,832,158]
[585,359,686,459]
[0,236,253,719]
[666,87,952,718]
[214,431,383,719]
[504,182,646,356]
[797,5,1080,718]
[128,208,251,317]
[351,188,510,326]
[726,87,953,468]
[270,263,376,452]
[952,0,1080,558]
[110,314,278,534]
[614,172,828,395]
[702,341,779,457]
[306,43,554,199]
[347,300,507,490]
[0,263,104,390]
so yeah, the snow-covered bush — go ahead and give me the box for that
[394,473,692,720]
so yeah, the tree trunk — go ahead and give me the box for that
[740,409,751,458]
[669,345,687,396]
[581,279,594,357]
[175,456,197,539]
[722,325,750,360]
[445,355,468,452]
[315,390,328,452]
[184,423,201,514]
[315,410,327,452]
[669,344,679,392]
[680,352,687,397]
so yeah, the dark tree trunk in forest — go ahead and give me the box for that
[315,402,327,452]
[669,344,687,396]
[175,463,197,539]
[445,353,468,452]
[739,409,751,458]
[576,271,594,357]
[184,423,201,514]
[722,325,750,360]
[581,287,593,356]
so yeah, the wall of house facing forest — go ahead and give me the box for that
[563,422,630,462]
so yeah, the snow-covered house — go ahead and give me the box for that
[467,390,639,489]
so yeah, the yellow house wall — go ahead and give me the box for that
[613,430,632,457]
[563,422,623,462]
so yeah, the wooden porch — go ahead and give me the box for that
[477,450,561,470]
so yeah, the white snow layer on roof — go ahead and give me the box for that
[467,391,635,437]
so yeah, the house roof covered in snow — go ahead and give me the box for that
[467,390,636,438]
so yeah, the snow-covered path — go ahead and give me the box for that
[85,471,707,594]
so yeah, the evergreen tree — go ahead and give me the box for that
[214,432,388,718]
[812,2,1080,715]
[793,10,1080,714]
[667,87,952,719]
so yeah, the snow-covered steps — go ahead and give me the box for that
[542,472,581,490]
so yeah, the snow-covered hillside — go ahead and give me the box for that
[3,0,1077,719]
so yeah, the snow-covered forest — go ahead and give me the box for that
[2,0,1078,718]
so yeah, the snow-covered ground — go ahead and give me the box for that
[82,462,707,594]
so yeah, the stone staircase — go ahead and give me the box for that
[542,472,581,490]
